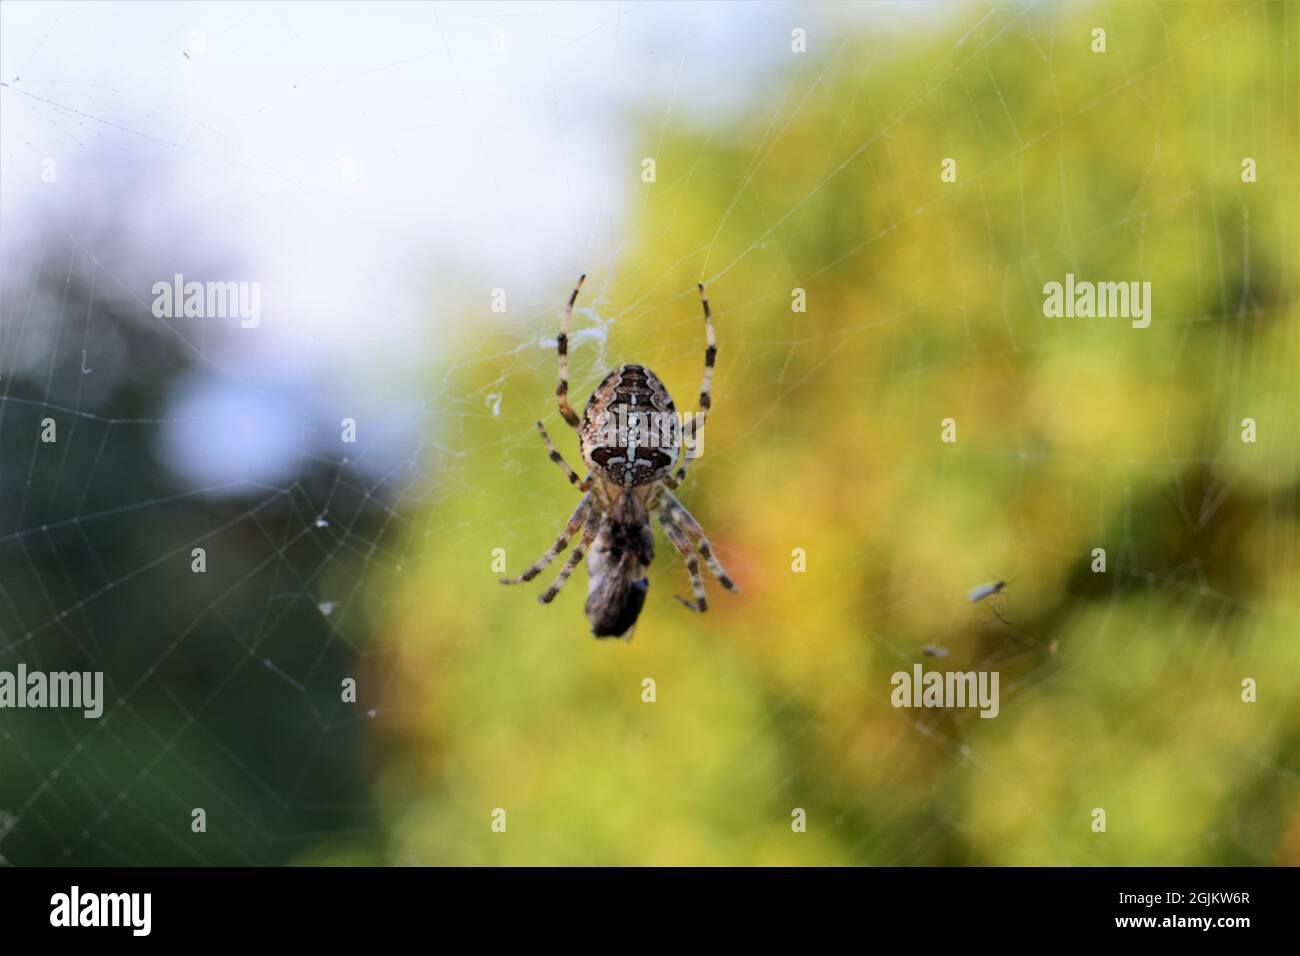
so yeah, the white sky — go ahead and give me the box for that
[0,1,951,489]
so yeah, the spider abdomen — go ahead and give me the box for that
[580,364,679,487]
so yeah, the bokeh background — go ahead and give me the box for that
[0,1,1296,866]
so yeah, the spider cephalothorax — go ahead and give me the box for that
[500,274,739,639]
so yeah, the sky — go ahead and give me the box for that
[1,1,953,489]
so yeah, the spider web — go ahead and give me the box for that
[1,1,1296,866]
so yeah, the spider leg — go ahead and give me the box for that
[538,517,598,604]
[672,282,717,485]
[556,274,586,432]
[661,490,740,593]
[658,511,709,613]
[499,494,591,585]
[535,421,591,491]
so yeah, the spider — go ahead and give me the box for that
[500,274,740,639]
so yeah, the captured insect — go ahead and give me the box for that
[500,274,740,639]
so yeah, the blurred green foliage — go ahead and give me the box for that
[364,3,1298,865]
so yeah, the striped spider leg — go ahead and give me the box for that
[537,517,599,604]
[555,273,586,431]
[657,489,740,611]
[534,420,592,491]
[657,509,709,612]
[665,282,717,490]
[500,493,592,587]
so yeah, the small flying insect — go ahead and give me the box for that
[969,576,1016,624]
[968,579,1009,603]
